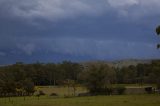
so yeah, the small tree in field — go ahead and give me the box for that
[0,80,5,97]
[63,79,77,96]
[16,79,35,100]
[23,79,35,96]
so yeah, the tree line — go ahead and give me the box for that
[0,60,160,96]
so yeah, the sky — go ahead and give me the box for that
[0,0,160,65]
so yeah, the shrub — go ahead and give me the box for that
[157,83,160,90]
[78,92,91,97]
[50,93,58,96]
[145,87,153,94]
[116,86,126,95]
[38,90,45,95]
[89,87,114,95]
[105,87,114,95]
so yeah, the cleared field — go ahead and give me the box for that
[0,85,158,106]
[36,86,88,96]
[0,95,160,106]
[36,84,156,96]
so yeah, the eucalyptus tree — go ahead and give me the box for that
[156,25,160,48]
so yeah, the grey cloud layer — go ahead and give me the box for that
[0,0,160,64]
[1,0,160,21]
[0,0,107,21]
[9,37,158,59]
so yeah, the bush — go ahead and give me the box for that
[145,87,153,94]
[157,83,160,90]
[38,90,45,95]
[50,93,58,96]
[78,92,91,97]
[105,87,114,95]
[116,86,126,95]
[89,87,114,95]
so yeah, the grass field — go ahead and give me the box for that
[36,86,88,96]
[0,85,159,106]
[36,84,156,96]
[0,95,160,106]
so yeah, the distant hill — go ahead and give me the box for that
[111,59,151,68]
[82,59,151,68]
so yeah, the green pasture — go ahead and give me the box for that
[0,95,160,106]
[36,84,156,96]
[36,86,88,96]
[0,85,159,106]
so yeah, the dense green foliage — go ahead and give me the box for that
[79,63,116,94]
[0,60,160,96]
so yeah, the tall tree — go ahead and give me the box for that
[156,25,160,48]
[156,25,160,35]
[80,63,116,94]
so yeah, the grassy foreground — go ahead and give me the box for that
[0,95,160,106]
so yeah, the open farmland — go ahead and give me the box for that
[0,95,160,106]
[36,86,88,96]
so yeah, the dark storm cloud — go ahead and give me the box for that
[0,0,160,64]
